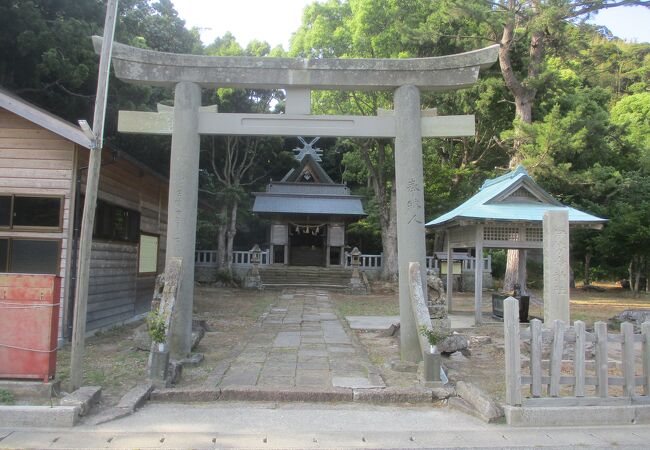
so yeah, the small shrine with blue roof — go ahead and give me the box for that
[426,166,606,324]
[252,138,366,267]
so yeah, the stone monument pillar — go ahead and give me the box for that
[543,210,570,326]
[427,271,450,332]
[394,84,427,362]
[166,81,201,359]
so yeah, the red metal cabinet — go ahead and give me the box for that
[0,274,61,382]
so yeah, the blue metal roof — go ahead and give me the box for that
[426,166,606,228]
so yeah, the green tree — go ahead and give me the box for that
[199,34,290,277]
[0,0,202,173]
[291,0,502,279]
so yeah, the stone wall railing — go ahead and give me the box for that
[196,249,491,273]
[195,249,270,267]
[343,252,491,272]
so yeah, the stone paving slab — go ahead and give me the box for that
[332,376,385,389]
[346,313,481,330]
[214,288,385,391]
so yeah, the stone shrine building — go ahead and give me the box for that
[252,138,365,267]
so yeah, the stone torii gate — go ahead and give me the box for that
[93,36,498,362]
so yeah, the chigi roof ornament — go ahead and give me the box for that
[293,137,323,162]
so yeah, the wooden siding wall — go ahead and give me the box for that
[0,109,76,341]
[77,150,168,332]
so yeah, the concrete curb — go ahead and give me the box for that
[84,383,153,426]
[150,385,454,405]
[504,404,650,427]
[0,405,79,427]
[0,385,102,428]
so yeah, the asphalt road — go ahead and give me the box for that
[2,401,650,448]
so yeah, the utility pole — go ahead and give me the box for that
[69,0,119,391]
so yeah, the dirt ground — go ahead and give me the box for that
[46,282,649,408]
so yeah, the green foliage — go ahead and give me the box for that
[0,389,15,405]
[610,93,650,170]
[2,0,650,286]
[214,268,234,284]
[147,309,167,344]
[419,325,449,347]
[490,250,507,280]
[85,369,106,386]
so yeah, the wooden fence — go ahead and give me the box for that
[504,297,650,407]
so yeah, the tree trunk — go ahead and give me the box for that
[629,256,641,295]
[584,253,591,286]
[503,249,525,293]
[499,24,538,293]
[215,203,228,270]
[225,201,238,277]
[380,183,398,281]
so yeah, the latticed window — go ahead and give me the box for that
[509,187,539,202]
[484,226,521,241]
[525,227,543,242]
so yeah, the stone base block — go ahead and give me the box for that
[0,405,79,427]
[243,275,263,290]
[504,404,650,427]
[0,379,60,400]
[148,349,170,388]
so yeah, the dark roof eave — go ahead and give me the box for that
[253,210,367,218]
[253,192,364,200]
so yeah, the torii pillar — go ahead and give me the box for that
[95,35,499,364]
[167,82,201,358]
[395,85,426,361]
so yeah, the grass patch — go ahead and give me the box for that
[193,287,277,321]
[569,286,650,326]
[332,293,399,317]
[0,388,15,405]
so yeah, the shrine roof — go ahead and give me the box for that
[282,153,334,184]
[426,166,606,228]
[252,192,365,217]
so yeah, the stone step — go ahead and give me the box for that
[263,283,348,290]
[258,266,357,290]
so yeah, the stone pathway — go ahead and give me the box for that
[214,289,385,390]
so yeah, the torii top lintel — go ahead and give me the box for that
[93,36,498,91]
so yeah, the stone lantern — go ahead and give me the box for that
[244,244,263,289]
[250,244,261,274]
[347,247,366,294]
[350,247,361,279]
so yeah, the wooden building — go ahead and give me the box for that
[0,88,168,340]
[252,138,365,267]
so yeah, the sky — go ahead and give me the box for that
[171,1,650,49]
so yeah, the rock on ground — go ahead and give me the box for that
[610,309,650,332]
[438,334,469,354]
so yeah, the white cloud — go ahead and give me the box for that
[172,0,314,49]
